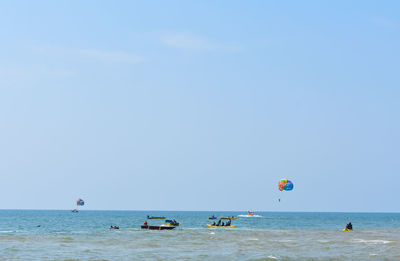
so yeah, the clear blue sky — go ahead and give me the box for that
[0,0,399,212]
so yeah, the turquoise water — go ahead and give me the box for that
[1,210,400,260]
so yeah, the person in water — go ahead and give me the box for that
[226,220,231,226]
[216,219,221,226]
[222,222,225,226]
[144,221,148,226]
[212,221,216,226]
[346,222,353,230]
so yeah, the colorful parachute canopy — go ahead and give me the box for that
[278,179,294,191]
[76,199,85,206]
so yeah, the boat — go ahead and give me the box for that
[238,210,262,218]
[141,225,175,230]
[207,224,236,228]
[343,228,352,231]
[208,215,217,220]
[147,215,165,219]
[165,220,179,226]
[220,216,236,220]
[71,209,79,213]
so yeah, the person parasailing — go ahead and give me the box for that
[278,179,294,202]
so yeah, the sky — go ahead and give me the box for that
[0,0,399,212]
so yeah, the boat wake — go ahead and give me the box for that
[238,215,262,218]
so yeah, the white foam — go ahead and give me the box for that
[237,215,263,218]
[354,239,393,244]
[267,255,278,259]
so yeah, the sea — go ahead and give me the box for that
[0,210,399,260]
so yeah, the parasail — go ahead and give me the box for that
[278,179,293,191]
[76,199,85,206]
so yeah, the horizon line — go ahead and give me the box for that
[0,209,399,214]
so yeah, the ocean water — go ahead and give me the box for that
[0,210,399,260]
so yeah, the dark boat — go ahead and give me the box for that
[71,209,79,213]
[147,215,165,219]
[141,225,175,230]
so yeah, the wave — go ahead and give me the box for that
[353,239,395,245]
